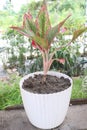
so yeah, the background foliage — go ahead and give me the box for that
[0,0,86,30]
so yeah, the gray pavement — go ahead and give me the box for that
[0,105,87,130]
[0,65,8,78]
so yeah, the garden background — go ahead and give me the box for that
[0,0,87,110]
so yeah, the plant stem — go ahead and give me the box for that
[41,50,49,82]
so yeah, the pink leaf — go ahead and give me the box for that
[32,40,37,48]
[58,58,65,64]
[32,40,44,52]
[60,27,67,33]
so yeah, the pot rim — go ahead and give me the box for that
[20,71,73,95]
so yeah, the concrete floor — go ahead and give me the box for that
[0,105,87,130]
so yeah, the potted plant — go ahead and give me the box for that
[11,0,87,129]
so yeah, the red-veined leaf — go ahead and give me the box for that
[71,27,87,42]
[46,14,71,45]
[35,0,51,38]
[10,26,32,37]
[23,12,33,26]
[32,35,49,50]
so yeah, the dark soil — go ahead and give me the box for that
[22,74,71,94]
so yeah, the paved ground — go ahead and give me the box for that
[0,65,8,79]
[0,105,87,130]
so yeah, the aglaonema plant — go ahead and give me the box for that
[11,0,87,82]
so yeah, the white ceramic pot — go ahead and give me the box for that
[20,71,72,129]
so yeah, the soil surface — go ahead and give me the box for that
[22,74,71,94]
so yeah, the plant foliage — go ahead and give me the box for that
[11,0,87,81]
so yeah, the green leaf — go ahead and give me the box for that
[46,14,71,45]
[71,27,87,42]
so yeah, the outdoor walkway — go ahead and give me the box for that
[0,105,87,130]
